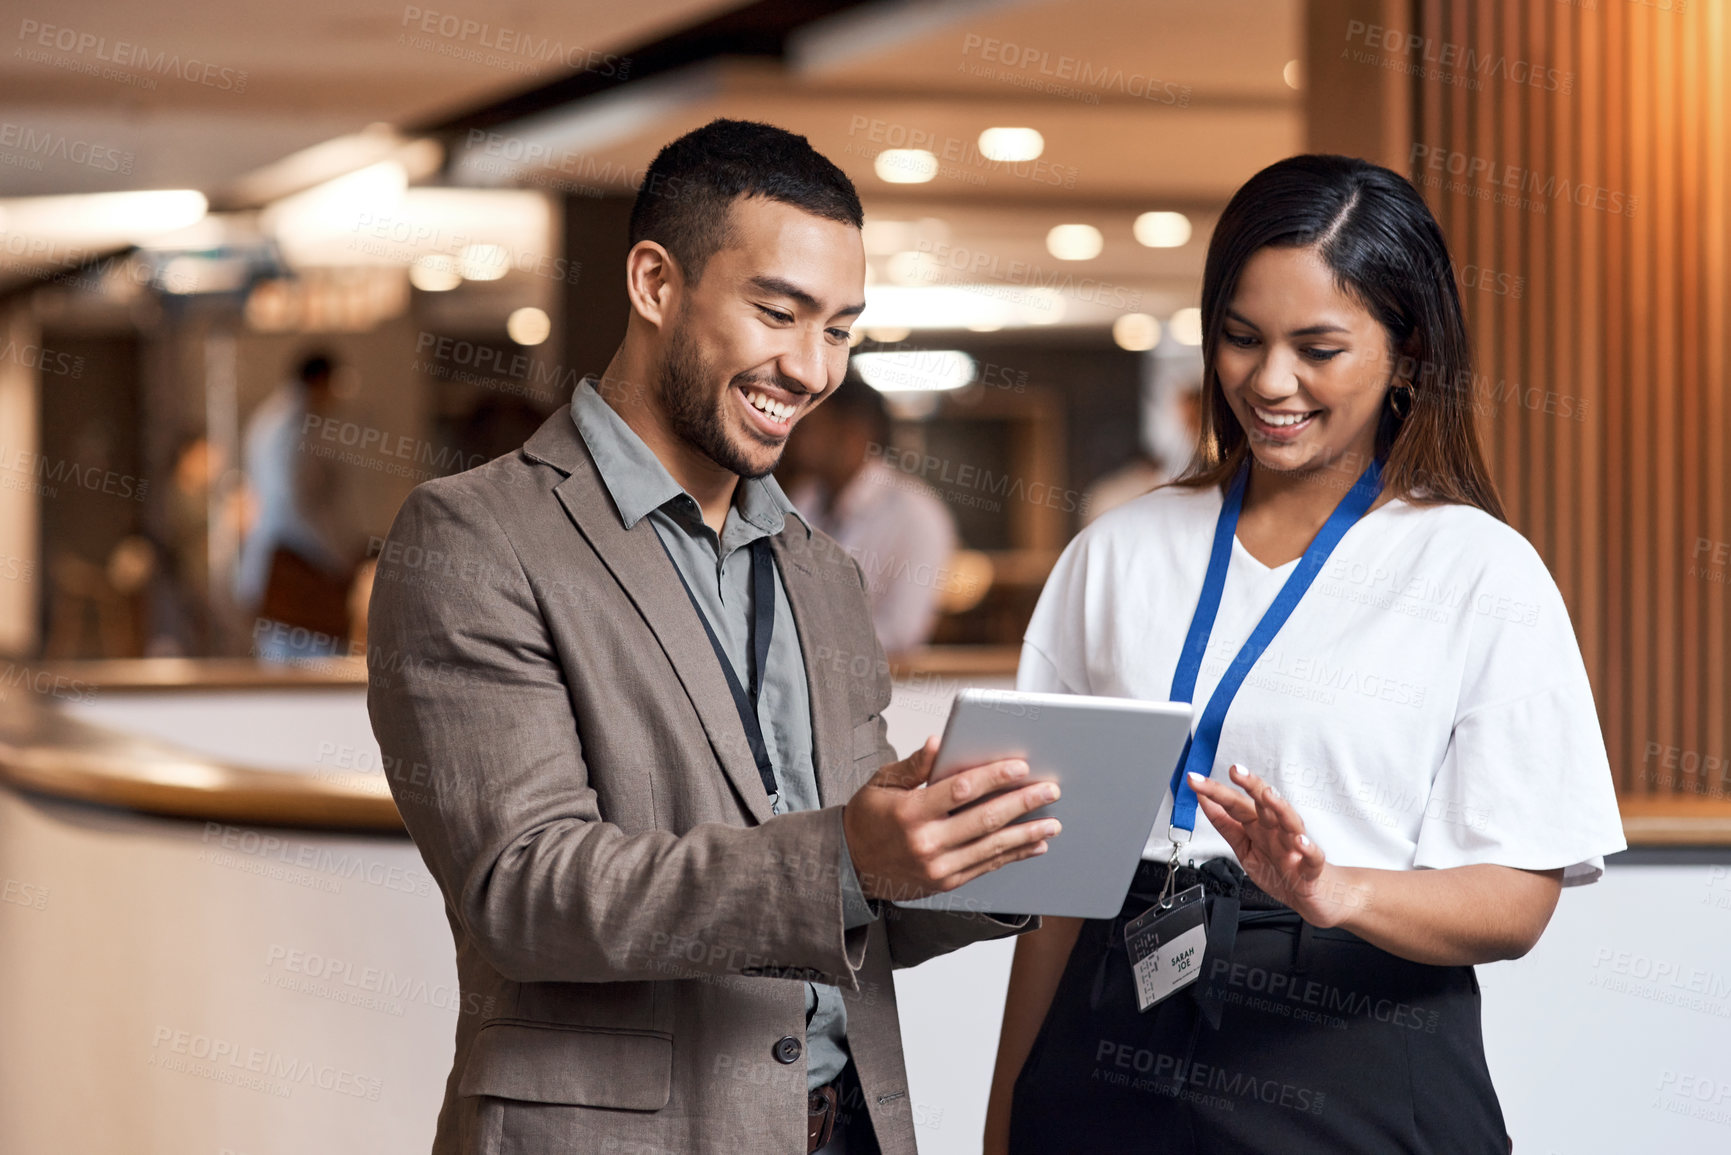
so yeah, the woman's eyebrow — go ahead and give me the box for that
[1225,308,1350,338]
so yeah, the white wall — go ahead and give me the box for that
[0,786,452,1155]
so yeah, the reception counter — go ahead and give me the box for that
[1,657,1728,1154]
[0,661,438,1155]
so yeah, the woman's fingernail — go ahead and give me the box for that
[1266,785,1280,800]
[1231,764,1246,777]
[1298,834,1312,848]
[1187,772,1205,786]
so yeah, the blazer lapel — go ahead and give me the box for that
[530,416,775,825]
[772,534,855,810]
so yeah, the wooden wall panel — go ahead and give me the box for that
[1413,0,1731,805]
[1698,8,1720,794]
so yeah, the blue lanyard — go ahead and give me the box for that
[1164,457,1384,842]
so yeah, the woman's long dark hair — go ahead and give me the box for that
[1172,154,1505,522]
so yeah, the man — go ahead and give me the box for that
[784,378,957,655]
[368,119,1061,1155]
[238,351,356,658]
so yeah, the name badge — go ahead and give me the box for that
[1123,885,1208,1012]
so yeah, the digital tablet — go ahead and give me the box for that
[898,688,1195,919]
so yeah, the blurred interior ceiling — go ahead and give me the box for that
[432,0,1304,321]
[0,0,740,195]
[0,0,1303,323]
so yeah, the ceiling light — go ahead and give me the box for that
[458,243,510,281]
[1113,313,1162,351]
[858,285,1072,332]
[978,127,1044,162]
[506,306,551,345]
[263,161,406,246]
[156,255,250,295]
[1025,288,1065,324]
[0,189,208,245]
[1133,211,1192,248]
[854,350,976,393]
[875,149,939,184]
[263,185,549,272]
[409,254,461,292]
[1170,307,1203,346]
[1283,59,1303,90]
[228,126,440,206]
[864,326,910,343]
[1046,224,1103,261]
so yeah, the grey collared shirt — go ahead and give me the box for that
[569,380,876,1090]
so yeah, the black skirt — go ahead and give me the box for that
[1009,859,1508,1155]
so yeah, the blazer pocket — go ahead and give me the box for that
[851,715,884,763]
[457,1021,672,1111]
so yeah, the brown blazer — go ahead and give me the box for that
[367,407,1026,1154]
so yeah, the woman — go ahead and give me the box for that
[983,155,1625,1154]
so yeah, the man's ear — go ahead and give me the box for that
[624,240,681,328]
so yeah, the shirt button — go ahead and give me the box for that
[772,1036,802,1065]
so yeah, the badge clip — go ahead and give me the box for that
[1158,826,1191,907]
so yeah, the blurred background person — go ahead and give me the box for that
[785,376,957,656]
[235,351,358,661]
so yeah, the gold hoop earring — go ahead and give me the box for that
[1389,384,1414,419]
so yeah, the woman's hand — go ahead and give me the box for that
[1187,764,1371,928]
[1190,763,1563,962]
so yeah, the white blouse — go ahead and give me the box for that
[1019,484,1627,885]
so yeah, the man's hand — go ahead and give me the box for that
[842,737,1061,903]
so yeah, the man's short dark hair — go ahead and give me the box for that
[629,119,863,283]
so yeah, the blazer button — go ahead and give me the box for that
[772,1036,803,1065]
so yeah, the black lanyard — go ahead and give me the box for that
[660,533,780,800]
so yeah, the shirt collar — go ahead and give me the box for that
[568,378,809,537]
